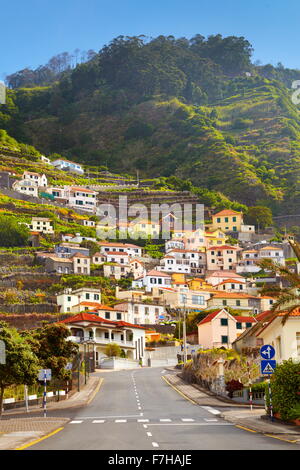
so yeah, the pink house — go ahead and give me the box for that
[197,309,257,349]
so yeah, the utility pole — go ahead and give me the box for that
[183,296,187,365]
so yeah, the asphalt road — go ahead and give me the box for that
[23,367,298,450]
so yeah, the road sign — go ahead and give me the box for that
[65,362,73,370]
[38,369,52,381]
[261,360,276,375]
[260,345,275,360]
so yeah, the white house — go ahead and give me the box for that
[51,159,84,175]
[99,242,142,258]
[57,287,102,313]
[27,217,54,234]
[132,269,172,292]
[159,249,206,276]
[22,171,47,188]
[12,179,38,197]
[114,301,166,325]
[61,312,147,365]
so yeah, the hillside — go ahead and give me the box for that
[1,34,300,214]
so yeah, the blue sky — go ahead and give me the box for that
[1,0,299,79]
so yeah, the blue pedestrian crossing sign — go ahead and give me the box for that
[260,344,275,360]
[261,360,276,375]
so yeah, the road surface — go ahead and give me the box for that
[25,367,297,450]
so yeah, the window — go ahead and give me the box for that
[86,293,90,300]
[67,296,71,302]
[236,322,242,330]
[94,294,99,301]
[225,217,229,222]
[104,332,109,339]
[236,300,241,306]
[232,217,237,222]
[117,313,122,320]
[222,300,227,306]
[145,307,149,315]
[192,295,204,305]
[105,312,110,319]
[220,318,228,326]
[221,336,228,344]
[217,218,221,223]
[246,323,252,328]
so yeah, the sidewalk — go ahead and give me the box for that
[0,376,103,450]
[163,374,300,443]
[2,376,103,417]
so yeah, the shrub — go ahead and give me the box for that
[270,359,300,421]
[225,379,244,398]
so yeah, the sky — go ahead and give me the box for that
[1,0,299,79]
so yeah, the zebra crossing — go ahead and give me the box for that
[69,416,230,425]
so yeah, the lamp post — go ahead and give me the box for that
[182,295,187,365]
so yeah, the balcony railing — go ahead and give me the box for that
[67,336,134,346]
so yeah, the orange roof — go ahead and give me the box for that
[70,187,96,193]
[59,312,146,329]
[211,292,257,299]
[198,310,223,325]
[235,316,257,323]
[99,242,141,249]
[147,270,171,277]
[208,245,238,251]
[106,251,129,256]
[259,246,282,251]
[213,210,242,217]
[216,279,245,286]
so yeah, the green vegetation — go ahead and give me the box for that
[269,359,300,421]
[1,34,300,214]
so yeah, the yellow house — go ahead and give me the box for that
[204,229,227,247]
[211,210,243,233]
[171,272,186,284]
[188,278,212,291]
[207,292,258,313]
[128,219,160,239]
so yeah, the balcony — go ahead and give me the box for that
[67,335,134,347]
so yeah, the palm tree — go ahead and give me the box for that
[257,240,300,324]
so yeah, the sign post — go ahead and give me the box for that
[260,345,276,421]
[38,369,52,418]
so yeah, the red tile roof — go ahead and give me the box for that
[213,210,242,217]
[198,310,224,325]
[59,312,147,329]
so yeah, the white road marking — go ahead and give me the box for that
[138,419,149,423]
[147,432,152,437]
[115,419,127,423]
[92,420,105,423]
[70,421,83,424]
[204,418,218,422]
[201,406,221,415]
[160,419,172,422]
[152,442,159,448]
[181,418,195,422]
[73,415,140,419]
[147,423,233,426]
[143,424,148,429]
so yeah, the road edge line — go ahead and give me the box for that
[162,375,197,405]
[15,426,65,450]
[235,424,257,433]
[263,433,298,444]
[86,377,104,405]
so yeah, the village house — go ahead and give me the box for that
[233,309,300,363]
[114,300,166,325]
[197,308,257,349]
[42,252,90,275]
[57,287,102,313]
[207,292,261,313]
[22,171,48,187]
[51,159,84,175]
[55,243,90,258]
[206,245,239,271]
[133,269,172,292]
[12,179,39,197]
[61,312,146,365]
[205,270,246,286]
[26,217,54,234]
[98,241,142,258]
[158,249,206,276]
